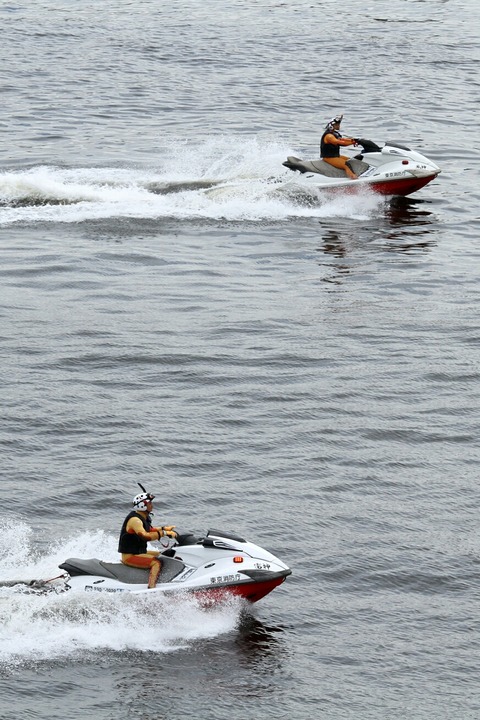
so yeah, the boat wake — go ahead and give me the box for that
[0,137,386,226]
[0,518,243,669]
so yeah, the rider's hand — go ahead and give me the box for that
[156,526,177,539]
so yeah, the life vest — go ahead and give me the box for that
[118,510,152,554]
[320,129,341,158]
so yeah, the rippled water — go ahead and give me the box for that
[1,1,480,719]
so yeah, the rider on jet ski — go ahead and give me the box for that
[320,114,359,180]
[118,492,177,589]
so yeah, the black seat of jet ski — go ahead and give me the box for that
[283,156,370,177]
[59,556,186,584]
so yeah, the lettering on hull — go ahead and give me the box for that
[210,573,242,584]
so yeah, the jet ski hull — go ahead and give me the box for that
[57,529,292,605]
[282,141,441,197]
[367,173,439,197]
[313,172,439,198]
[68,569,290,604]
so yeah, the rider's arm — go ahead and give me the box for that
[126,516,163,541]
[324,132,356,147]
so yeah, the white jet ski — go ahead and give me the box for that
[282,139,441,197]
[55,529,291,604]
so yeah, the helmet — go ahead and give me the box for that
[132,492,155,511]
[326,113,344,130]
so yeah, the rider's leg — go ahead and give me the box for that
[121,552,162,589]
[323,155,358,180]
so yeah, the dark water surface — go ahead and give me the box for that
[1,1,479,719]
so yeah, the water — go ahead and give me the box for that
[1,0,480,718]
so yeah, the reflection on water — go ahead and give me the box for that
[110,612,290,717]
[387,196,434,225]
[319,229,350,259]
[235,612,286,663]
[382,197,437,252]
[317,196,437,266]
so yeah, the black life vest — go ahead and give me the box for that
[118,510,152,554]
[320,129,341,158]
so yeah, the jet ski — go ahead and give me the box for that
[282,139,441,197]
[55,528,291,604]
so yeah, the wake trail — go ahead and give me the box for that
[0,137,386,225]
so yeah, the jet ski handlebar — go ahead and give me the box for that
[353,138,382,153]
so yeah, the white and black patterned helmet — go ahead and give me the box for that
[132,492,155,511]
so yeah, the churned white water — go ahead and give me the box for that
[0,518,241,668]
[0,138,385,225]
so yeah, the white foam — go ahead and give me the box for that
[0,137,385,225]
[0,517,242,668]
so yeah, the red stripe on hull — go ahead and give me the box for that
[369,173,439,197]
[193,576,287,605]
[322,173,439,198]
